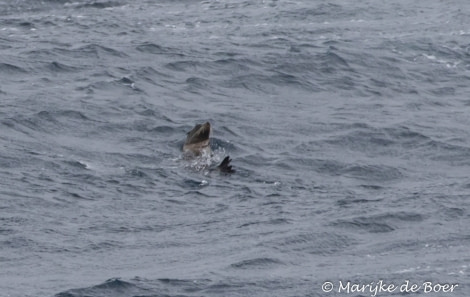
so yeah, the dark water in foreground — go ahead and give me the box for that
[1,0,469,296]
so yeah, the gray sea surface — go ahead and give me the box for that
[1,0,469,296]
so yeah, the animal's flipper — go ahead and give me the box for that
[218,156,235,174]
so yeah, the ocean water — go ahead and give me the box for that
[1,0,469,296]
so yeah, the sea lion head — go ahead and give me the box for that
[183,122,211,156]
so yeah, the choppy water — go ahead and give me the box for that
[1,0,470,296]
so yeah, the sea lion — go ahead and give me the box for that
[183,122,234,174]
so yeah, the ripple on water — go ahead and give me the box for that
[331,211,424,234]
[0,62,27,75]
[230,257,285,269]
[262,232,355,255]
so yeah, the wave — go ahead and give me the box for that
[64,1,126,9]
[230,257,285,269]
[262,232,354,255]
[331,211,424,233]
[0,62,27,74]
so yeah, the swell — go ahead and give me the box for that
[230,257,285,269]
[6,110,93,134]
[0,62,28,75]
[295,123,470,166]
[54,277,298,297]
[330,211,424,233]
[53,44,128,60]
[261,232,355,255]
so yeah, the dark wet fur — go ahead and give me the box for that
[185,122,210,145]
[184,122,235,174]
[218,156,235,174]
